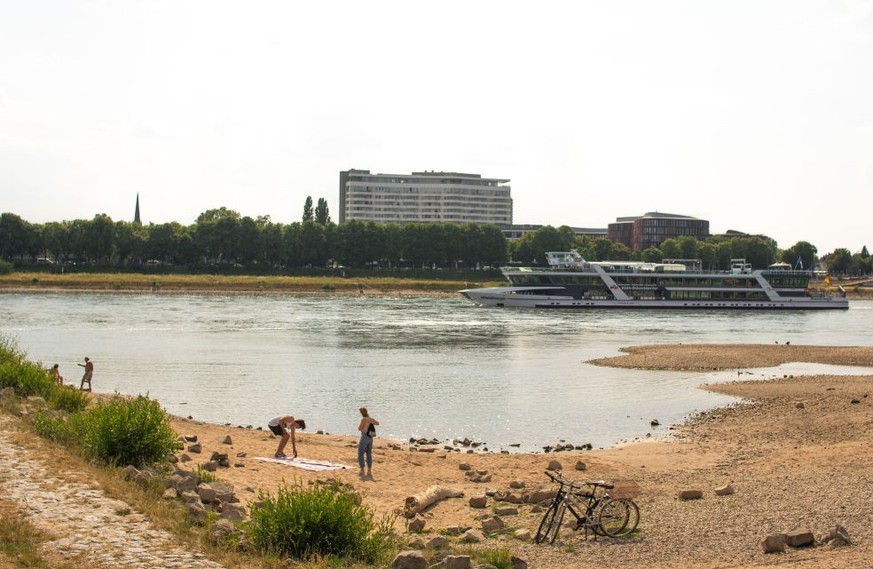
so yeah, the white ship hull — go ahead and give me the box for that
[460,286,849,310]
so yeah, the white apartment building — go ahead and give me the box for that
[339,169,513,226]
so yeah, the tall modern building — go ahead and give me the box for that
[339,169,512,226]
[608,212,709,251]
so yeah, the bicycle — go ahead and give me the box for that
[534,471,640,544]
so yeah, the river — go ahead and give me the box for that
[2,293,872,452]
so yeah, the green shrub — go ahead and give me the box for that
[31,411,79,444]
[245,481,395,563]
[79,395,179,467]
[0,260,12,274]
[473,547,514,569]
[193,464,217,484]
[47,386,90,413]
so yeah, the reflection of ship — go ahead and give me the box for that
[460,251,849,310]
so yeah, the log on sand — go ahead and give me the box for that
[404,485,464,516]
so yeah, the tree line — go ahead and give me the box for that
[0,209,869,275]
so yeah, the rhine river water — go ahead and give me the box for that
[2,293,872,452]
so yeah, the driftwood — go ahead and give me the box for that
[404,485,464,516]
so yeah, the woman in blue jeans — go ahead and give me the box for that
[357,406,379,477]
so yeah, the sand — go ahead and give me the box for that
[166,343,873,568]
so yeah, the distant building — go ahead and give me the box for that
[339,169,512,226]
[608,212,709,251]
[503,224,607,241]
[134,193,141,224]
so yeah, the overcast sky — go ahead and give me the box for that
[1,1,871,254]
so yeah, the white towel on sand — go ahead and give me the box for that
[253,456,351,471]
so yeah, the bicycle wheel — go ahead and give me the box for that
[620,499,640,535]
[545,501,567,543]
[595,499,631,537]
[535,500,561,544]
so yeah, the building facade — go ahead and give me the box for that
[339,169,512,226]
[607,212,709,251]
[503,224,607,241]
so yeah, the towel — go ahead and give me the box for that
[254,456,351,471]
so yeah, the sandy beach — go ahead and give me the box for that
[158,343,873,568]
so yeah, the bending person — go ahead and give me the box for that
[267,415,306,459]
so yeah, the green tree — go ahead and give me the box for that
[0,212,31,261]
[640,247,662,263]
[824,248,852,275]
[84,214,115,264]
[512,226,575,264]
[302,197,314,222]
[195,207,241,263]
[315,198,331,225]
[781,241,818,270]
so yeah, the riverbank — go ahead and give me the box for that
[1,271,869,299]
[166,343,873,568]
[0,272,497,297]
[3,343,873,568]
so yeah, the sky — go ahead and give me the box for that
[1,1,871,255]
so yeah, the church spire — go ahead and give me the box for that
[134,193,141,224]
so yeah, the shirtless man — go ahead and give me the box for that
[267,415,306,459]
[78,357,93,391]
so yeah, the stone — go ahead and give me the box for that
[407,515,426,533]
[183,434,198,442]
[525,488,556,504]
[203,460,218,472]
[458,462,472,471]
[425,535,450,550]
[221,435,233,444]
[187,442,202,453]
[442,525,467,536]
[218,503,246,522]
[821,524,851,546]
[122,465,140,481]
[469,495,488,509]
[481,516,504,532]
[162,488,178,500]
[575,460,587,471]
[761,534,786,553]
[784,529,815,548]
[678,489,703,500]
[714,484,735,496]
[0,386,15,400]
[178,453,192,463]
[514,528,532,541]
[546,459,562,471]
[511,556,528,569]
[460,529,484,543]
[174,474,197,493]
[391,550,427,569]
[494,506,518,516]
[406,537,425,549]
[438,555,472,569]
[509,480,525,489]
[795,401,805,409]
[185,500,208,521]
[211,518,236,542]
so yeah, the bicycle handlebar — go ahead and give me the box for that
[544,471,614,490]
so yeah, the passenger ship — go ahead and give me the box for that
[460,251,848,310]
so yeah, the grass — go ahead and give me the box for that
[0,272,503,295]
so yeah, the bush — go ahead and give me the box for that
[245,481,395,563]
[79,395,179,467]
[32,411,83,445]
[0,260,12,274]
[47,386,90,414]
[0,336,58,399]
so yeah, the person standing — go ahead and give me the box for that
[267,415,306,459]
[78,357,93,391]
[49,364,64,385]
[357,406,379,477]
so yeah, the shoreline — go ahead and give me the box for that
[158,343,873,568]
[6,342,873,568]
